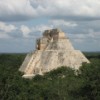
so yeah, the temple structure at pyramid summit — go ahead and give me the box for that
[19,28,90,78]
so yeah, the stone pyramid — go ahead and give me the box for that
[19,28,90,78]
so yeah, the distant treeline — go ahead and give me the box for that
[83,52,100,59]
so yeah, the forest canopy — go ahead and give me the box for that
[0,53,100,100]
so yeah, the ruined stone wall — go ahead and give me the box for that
[37,29,67,50]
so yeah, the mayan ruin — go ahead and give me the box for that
[19,28,90,78]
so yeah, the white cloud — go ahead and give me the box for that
[0,21,17,38]
[0,0,100,21]
[29,20,77,35]
[20,25,31,37]
[68,28,100,44]
[88,29,100,38]
[0,21,17,32]
[30,0,100,20]
[0,32,11,38]
[0,0,36,21]
[32,24,53,33]
[50,20,77,27]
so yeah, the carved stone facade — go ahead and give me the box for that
[19,29,90,78]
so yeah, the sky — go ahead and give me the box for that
[0,0,100,53]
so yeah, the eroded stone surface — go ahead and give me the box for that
[19,29,90,78]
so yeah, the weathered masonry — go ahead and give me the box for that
[19,29,90,78]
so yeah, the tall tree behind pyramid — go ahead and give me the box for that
[19,29,90,78]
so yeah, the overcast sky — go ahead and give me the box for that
[0,0,100,53]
